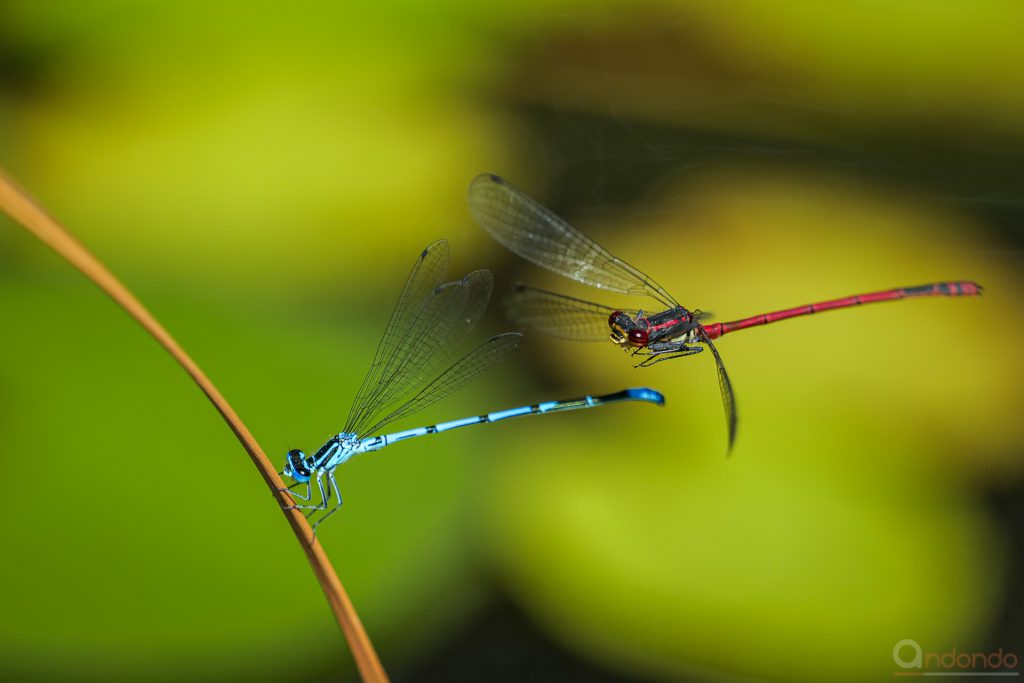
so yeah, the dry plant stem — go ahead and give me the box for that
[0,168,389,683]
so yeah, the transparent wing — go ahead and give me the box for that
[346,240,450,432]
[359,333,522,437]
[468,173,678,309]
[505,285,639,342]
[698,327,738,452]
[358,271,491,421]
[346,264,494,436]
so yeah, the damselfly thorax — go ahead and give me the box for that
[608,306,700,349]
[608,307,711,368]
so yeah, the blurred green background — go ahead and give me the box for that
[1,2,1022,682]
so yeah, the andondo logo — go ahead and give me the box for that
[893,639,1019,677]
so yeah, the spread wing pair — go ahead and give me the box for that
[468,174,738,449]
[345,239,521,438]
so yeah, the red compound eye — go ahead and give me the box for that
[607,310,623,328]
[628,329,649,346]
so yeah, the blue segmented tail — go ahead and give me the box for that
[361,387,665,451]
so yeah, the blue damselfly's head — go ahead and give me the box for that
[283,449,312,483]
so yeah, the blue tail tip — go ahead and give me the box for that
[628,387,666,406]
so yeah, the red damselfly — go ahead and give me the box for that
[467,173,983,449]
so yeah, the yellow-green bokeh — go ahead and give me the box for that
[1,2,1021,682]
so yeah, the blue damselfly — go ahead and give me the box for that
[282,240,665,532]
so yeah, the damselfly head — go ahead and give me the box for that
[284,448,312,483]
[608,311,649,348]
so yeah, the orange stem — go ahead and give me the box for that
[0,167,389,683]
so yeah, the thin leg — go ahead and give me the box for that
[280,481,313,511]
[638,348,703,367]
[290,472,330,512]
[647,340,701,353]
[315,472,329,508]
[636,342,703,367]
[277,478,312,507]
[280,480,311,499]
[311,472,345,535]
